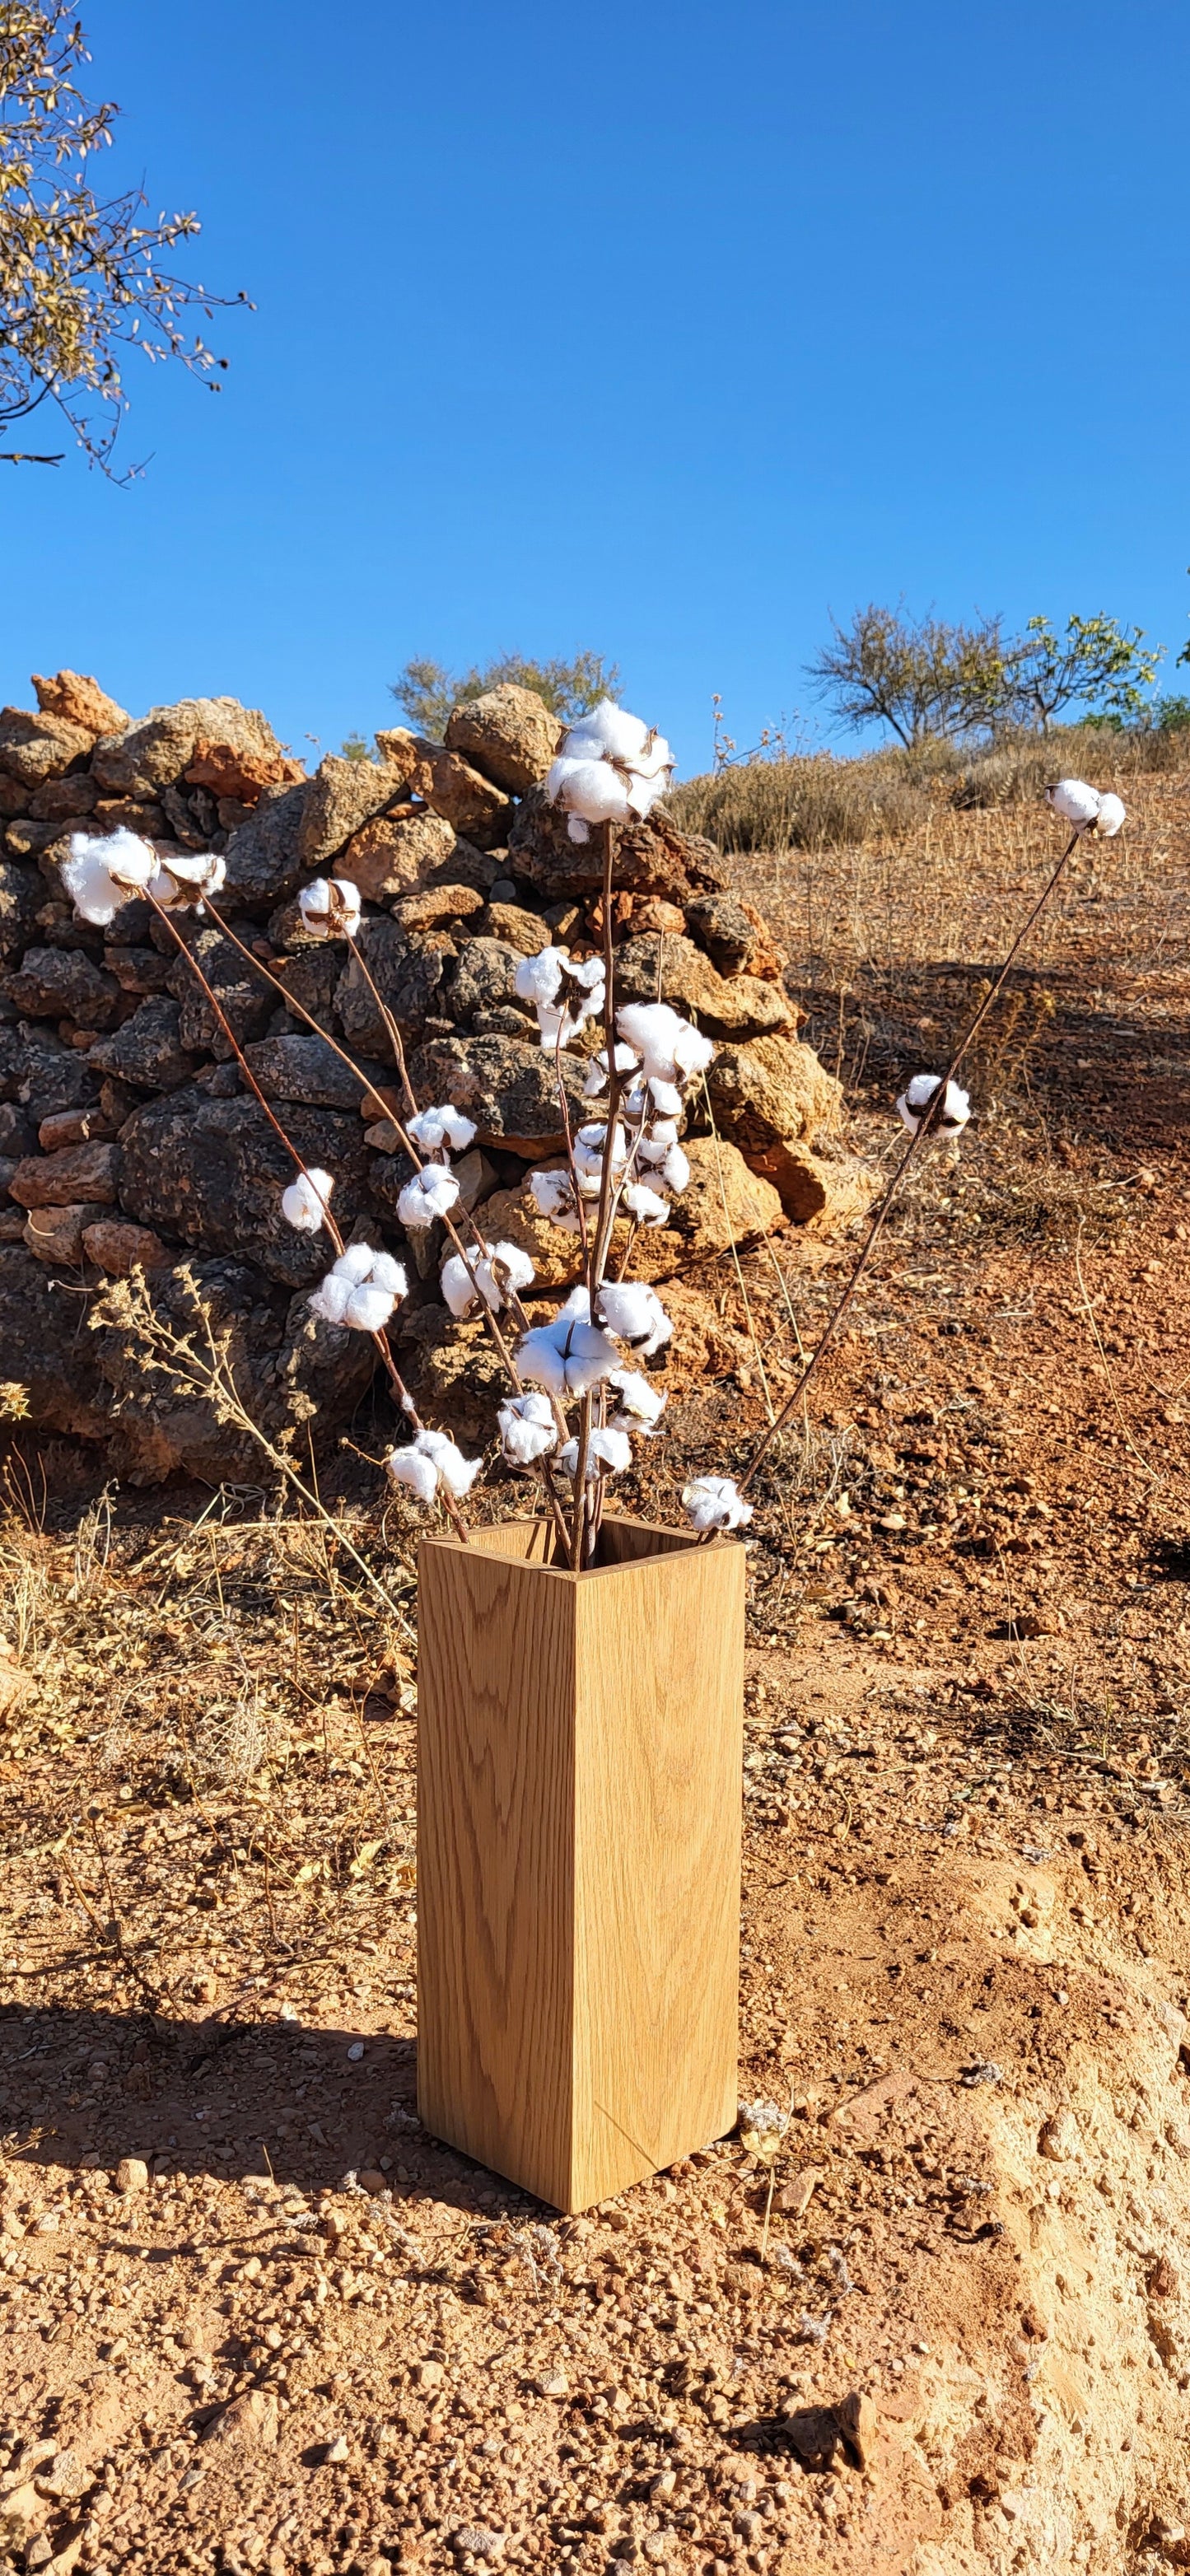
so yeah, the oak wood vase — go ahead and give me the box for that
[416,1514,744,2213]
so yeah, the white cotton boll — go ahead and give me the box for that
[622,1180,670,1226]
[567,814,590,843]
[574,1122,628,1178]
[407,1104,478,1153]
[569,954,606,995]
[672,1022,715,1079]
[558,1286,591,1321]
[625,759,674,821]
[335,1241,376,1283]
[298,875,362,940]
[609,1369,667,1430]
[657,1141,690,1192]
[560,1321,620,1393]
[441,1254,480,1319]
[896,1074,970,1137]
[416,1427,482,1496]
[534,1001,582,1052]
[385,1444,440,1503]
[483,1240,536,1301]
[545,753,632,827]
[563,701,651,765]
[598,1280,672,1355]
[529,1167,575,1221]
[647,1077,683,1117]
[497,1389,558,1467]
[343,1281,398,1332]
[1046,778,1101,829]
[1093,791,1126,838]
[638,1118,679,1159]
[61,828,156,927]
[514,947,565,1006]
[281,1168,335,1233]
[558,1426,633,1480]
[583,1043,640,1098]
[516,1327,570,1398]
[397,1166,460,1230]
[152,851,228,910]
[370,1250,407,1298]
[682,1474,753,1532]
[309,1269,352,1325]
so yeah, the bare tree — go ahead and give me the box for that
[807,602,1008,749]
[0,2,249,474]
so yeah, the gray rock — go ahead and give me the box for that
[104,944,174,996]
[0,1245,112,1437]
[445,684,562,796]
[165,926,274,1058]
[334,920,451,1057]
[221,782,312,912]
[91,696,286,796]
[441,939,525,1025]
[240,1034,390,1112]
[684,893,758,975]
[0,708,95,787]
[268,944,343,1032]
[408,1031,588,1155]
[116,1090,371,1286]
[4,1028,102,1120]
[27,772,100,824]
[297,754,408,869]
[508,785,728,901]
[90,1255,377,1483]
[0,1104,35,1155]
[87,997,199,1092]
[0,862,42,965]
[3,945,121,1029]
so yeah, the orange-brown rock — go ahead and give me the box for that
[183,740,304,803]
[32,670,130,735]
[81,1219,170,1276]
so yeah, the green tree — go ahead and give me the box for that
[1001,614,1164,733]
[806,603,1008,749]
[390,650,621,740]
[0,2,247,472]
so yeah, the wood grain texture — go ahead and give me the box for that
[417,1516,743,2212]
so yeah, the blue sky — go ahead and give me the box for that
[4,0,1188,776]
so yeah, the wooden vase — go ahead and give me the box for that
[416,1514,744,2213]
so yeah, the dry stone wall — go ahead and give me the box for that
[0,674,867,1480]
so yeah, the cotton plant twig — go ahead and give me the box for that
[146,891,474,1543]
[203,894,571,1552]
[737,828,1082,1497]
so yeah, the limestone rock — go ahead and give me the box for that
[221,782,312,911]
[408,1031,588,1157]
[614,933,793,1041]
[334,919,452,1056]
[116,1091,370,1286]
[415,744,511,847]
[88,997,198,1093]
[297,754,408,869]
[704,1033,842,1151]
[91,696,286,797]
[445,684,562,795]
[479,901,549,956]
[344,807,456,903]
[9,1141,119,1207]
[0,861,44,964]
[391,883,485,934]
[24,1201,110,1265]
[114,2156,149,2193]
[0,707,95,787]
[33,670,130,735]
[82,1219,170,1276]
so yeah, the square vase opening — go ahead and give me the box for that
[416,1515,744,2213]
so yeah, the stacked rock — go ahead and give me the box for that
[0,674,867,1479]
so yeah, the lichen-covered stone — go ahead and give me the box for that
[0,707,95,787]
[441,939,527,1027]
[445,684,562,796]
[116,1092,371,1286]
[91,696,286,797]
[3,944,122,1029]
[297,754,408,869]
[221,782,312,911]
[0,861,43,965]
[614,933,793,1041]
[407,1031,588,1157]
[240,1034,390,1112]
[415,745,511,847]
[343,808,457,903]
[334,919,452,1056]
[509,786,728,902]
[87,997,199,1093]
[703,1032,842,1151]
[166,926,274,1059]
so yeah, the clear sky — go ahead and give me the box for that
[4,0,1188,777]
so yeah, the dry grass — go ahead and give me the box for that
[667,720,1188,852]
